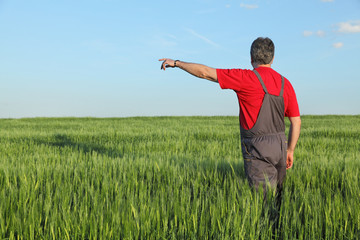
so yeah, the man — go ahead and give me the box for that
[159,37,301,191]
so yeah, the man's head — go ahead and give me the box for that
[250,37,275,66]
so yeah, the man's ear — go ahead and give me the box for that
[270,56,274,64]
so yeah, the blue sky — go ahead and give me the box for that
[1,0,359,118]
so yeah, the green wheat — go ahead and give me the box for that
[0,115,359,239]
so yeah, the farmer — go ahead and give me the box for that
[159,37,301,191]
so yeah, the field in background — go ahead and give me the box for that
[0,115,359,239]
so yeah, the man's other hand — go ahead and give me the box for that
[286,150,294,169]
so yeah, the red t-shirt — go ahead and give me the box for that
[217,67,300,130]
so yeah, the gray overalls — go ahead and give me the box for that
[241,70,287,189]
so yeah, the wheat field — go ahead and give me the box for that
[0,115,359,239]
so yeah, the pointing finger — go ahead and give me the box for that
[161,60,167,70]
[159,59,165,70]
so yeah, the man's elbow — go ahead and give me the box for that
[204,75,218,82]
[289,116,301,128]
[198,71,208,79]
[201,69,218,82]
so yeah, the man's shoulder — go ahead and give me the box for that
[216,68,257,91]
[216,68,255,79]
[259,67,294,85]
[217,68,253,73]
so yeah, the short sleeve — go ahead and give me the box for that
[216,69,245,91]
[285,80,300,117]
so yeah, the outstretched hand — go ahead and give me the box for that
[159,58,175,70]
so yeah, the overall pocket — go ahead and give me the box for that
[241,141,254,159]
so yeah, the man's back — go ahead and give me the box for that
[216,66,300,129]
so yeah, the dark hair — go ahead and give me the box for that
[250,37,275,65]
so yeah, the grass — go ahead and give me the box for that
[0,115,359,239]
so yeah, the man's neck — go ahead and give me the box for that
[252,63,272,68]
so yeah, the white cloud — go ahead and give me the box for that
[303,31,313,37]
[225,4,231,8]
[240,3,258,9]
[316,30,326,37]
[185,28,220,47]
[337,20,360,33]
[303,30,326,37]
[333,42,344,48]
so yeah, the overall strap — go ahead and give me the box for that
[279,75,285,97]
[254,70,285,97]
[253,70,268,93]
